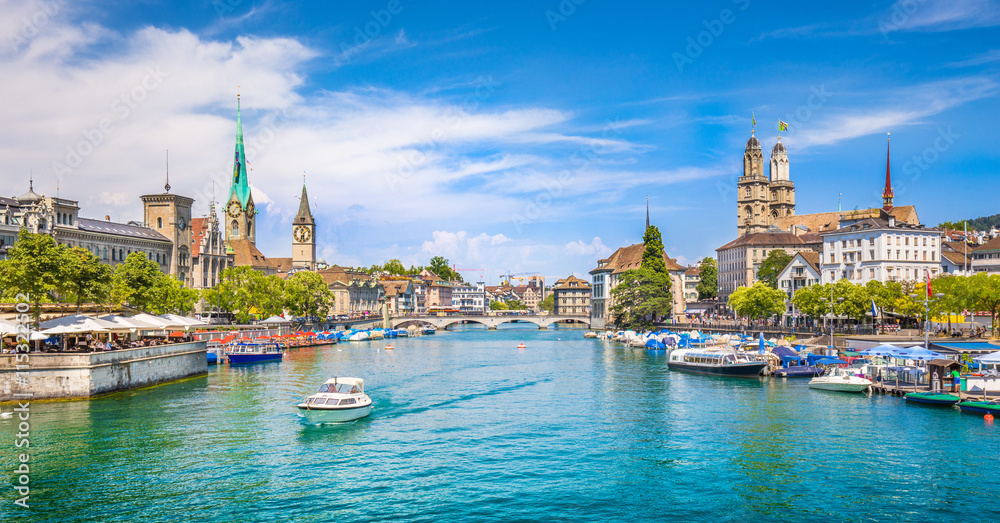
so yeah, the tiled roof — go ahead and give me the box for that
[822,217,939,236]
[553,274,590,290]
[972,236,1000,253]
[381,280,411,297]
[76,217,171,242]
[798,251,821,272]
[685,267,702,276]
[941,250,970,267]
[717,232,806,251]
[771,205,919,233]
[228,239,275,270]
[270,257,294,273]
[595,243,686,274]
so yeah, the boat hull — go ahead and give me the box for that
[775,366,824,378]
[957,401,1000,415]
[667,361,766,377]
[227,352,283,365]
[808,379,870,392]
[297,404,372,423]
[904,393,960,406]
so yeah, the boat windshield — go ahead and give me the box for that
[318,382,362,394]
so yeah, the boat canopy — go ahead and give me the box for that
[321,377,364,391]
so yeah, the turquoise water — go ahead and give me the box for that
[2,325,998,522]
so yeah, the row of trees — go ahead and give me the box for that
[208,266,335,324]
[0,230,337,326]
[0,230,198,324]
[727,273,1000,337]
[365,256,463,282]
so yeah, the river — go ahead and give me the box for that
[2,325,997,522]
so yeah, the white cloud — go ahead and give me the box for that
[565,237,610,257]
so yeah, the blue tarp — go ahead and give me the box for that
[813,357,848,365]
[645,339,666,350]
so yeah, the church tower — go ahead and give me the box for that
[737,133,769,236]
[882,133,894,211]
[224,95,256,245]
[141,153,194,285]
[768,138,795,224]
[291,181,316,270]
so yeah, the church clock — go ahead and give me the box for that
[226,201,241,217]
[293,225,311,243]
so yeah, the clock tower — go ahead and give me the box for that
[291,181,316,270]
[225,94,256,245]
[141,165,194,285]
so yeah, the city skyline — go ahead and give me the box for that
[1,1,997,281]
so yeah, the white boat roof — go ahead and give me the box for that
[323,377,364,387]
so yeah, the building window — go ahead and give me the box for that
[157,217,163,228]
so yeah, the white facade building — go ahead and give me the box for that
[775,251,822,326]
[819,216,942,285]
[452,282,486,314]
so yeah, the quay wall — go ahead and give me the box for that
[0,341,207,401]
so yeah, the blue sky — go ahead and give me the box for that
[1,0,998,283]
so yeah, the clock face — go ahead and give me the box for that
[226,201,241,217]
[246,202,255,216]
[178,217,186,230]
[294,226,311,243]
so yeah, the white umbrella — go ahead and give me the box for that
[131,313,186,329]
[0,319,20,336]
[160,314,208,328]
[28,331,48,341]
[40,324,82,335]
[98,315,161,332]
[974,351,1000,364]
[39,314,118,330]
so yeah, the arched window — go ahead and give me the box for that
[232,221,239,236]
[247,222,252,238]
[157,217,162,228]
[103,247,107,259]
[111,249,116,261]
[119,249,124,260]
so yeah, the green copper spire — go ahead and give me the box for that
[228,95,251,208]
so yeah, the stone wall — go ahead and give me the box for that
[0,341,207,401]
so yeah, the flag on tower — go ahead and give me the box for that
[778,120,788,132]
[752,112,756,129]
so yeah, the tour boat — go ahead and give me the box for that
[808,368,871,392]
[226,342,283,365]
[422,327,436,335]
[957,399,1000,415]
[666,348,767,377]
[904,391,961,406]
[297,377,373,423]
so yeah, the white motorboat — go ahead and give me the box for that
[297,377,372,423]
[808,368,872,393]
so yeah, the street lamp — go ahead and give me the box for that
[820,293,845,347]
[910,292,945,350]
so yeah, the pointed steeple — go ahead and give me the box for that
[294,179,315,225]
[645,195,650,230]
[882,132,894,211]
[228,94,251,208]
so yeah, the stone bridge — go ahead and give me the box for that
[388,314,590,330]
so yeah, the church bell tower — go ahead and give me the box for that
[291,180,316,270]
[224,94,256,245]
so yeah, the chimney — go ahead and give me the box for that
[888,216,895,228]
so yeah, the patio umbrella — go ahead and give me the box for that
[98,315,162,332]
[860,343,905,357]
[40,314,118,330]
[974,351,1000,364]
[0,319,19,336]
[902,347,942,361]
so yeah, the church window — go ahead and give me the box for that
[232,221,239,236]
[745,187,751,197]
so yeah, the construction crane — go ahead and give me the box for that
[498,271,538,286]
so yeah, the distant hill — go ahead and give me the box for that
[939,213,1000,231]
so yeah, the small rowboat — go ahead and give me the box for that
[904,392,960,406]
[957,399,1000,415]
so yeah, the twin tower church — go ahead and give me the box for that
[737,131,795,237]
[223,95,316,274]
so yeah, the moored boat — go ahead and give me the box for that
[957,399,1000,415]
[422,327,436,335]
[667,348,766,377]
[904,391,960,406]
[297,377,373,423]
[226,342,283,364]
[808,368,871,392]
[774,365,824,378]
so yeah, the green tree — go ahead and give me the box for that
[152,277,198,315]
[382,259,406,275]
[111,252,166,313]
[0,230,66,325]
[610,225,674,330]
[791,283,828,319]
[729,283,787,320]
[506,299,525,310]
[539,294,554,313]
[217,266,266,323]
[62,246,113,311]
[756,250,792,289]
[965,273,1000,337]
[696,257,717,300]
[258,275,287,319]
[428,256,461,281]
[490,300,508,311]
[284,271,335,321]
